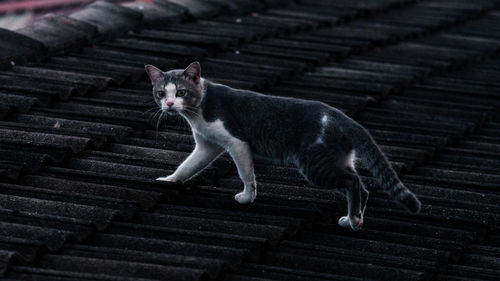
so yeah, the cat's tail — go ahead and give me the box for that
[349,124,421,213]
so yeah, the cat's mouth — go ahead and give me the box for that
[161,106,178,116]
[165,109,177,116]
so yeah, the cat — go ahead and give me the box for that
[145,62,421,230]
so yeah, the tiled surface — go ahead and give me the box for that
[0,0,500,280]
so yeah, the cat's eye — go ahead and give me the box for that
[176,90,187,97]
[156,91,165,98]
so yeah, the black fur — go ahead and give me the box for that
[201,81,421,215]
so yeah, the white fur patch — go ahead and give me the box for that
[314,114,329,145]
[313,137,324,145]
[346,150,356,169]
[321,114,328,124]
[163,82,179,109]
[165,83,176,96]
[189,117,242,150]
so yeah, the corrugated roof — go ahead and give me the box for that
[0,0,500,280]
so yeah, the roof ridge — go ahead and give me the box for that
[0,0,293,70]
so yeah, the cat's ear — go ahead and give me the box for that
[183,61,201,84]
[145,64,164,85]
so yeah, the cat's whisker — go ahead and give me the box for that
[141,107,159,116]
[155,111,164,147]
[149,109,162,127]
[150,108,161,120]
[182,115,190,133]
[153,109,163,121]
[182,115,189,133]
[176,114,183,130]
[149,110,160,130]
[170,113,177,129]
[182,107,201,120]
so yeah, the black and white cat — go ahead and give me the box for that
[145,62,421,230]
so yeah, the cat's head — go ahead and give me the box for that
[145,62,203,116]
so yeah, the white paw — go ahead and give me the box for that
[338,216,350,228]
[156,175,177,182]
[338,215,363,231]
[234,190,257,204]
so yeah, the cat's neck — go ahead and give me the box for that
[198,77,207,104]
[179,77,207,123]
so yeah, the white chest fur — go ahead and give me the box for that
[187,116,242,149]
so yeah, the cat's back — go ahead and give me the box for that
[202,81,330,119]
[202,81,344,144]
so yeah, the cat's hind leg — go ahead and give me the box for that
[298,145,367,230]
[337,171,369,231]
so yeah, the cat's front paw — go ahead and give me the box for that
[338,215,363,231]
[156,175,178,182]
[234,190,256,204]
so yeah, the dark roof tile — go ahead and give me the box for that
[0,73,78,100]
[218,14,317,33]
[33,103,147,127]
[232,44,330,65]
[5,267,160,281]
[0,208,94,242]
[278,240,437,274]
[0,236,42,265]
[133,212,288,243]
[77,46,179,69]
[102,38,208,60]
[0,148,54,171]
[61,244,225,280]
[123,2,186,27]
[22,175,162,210]
[0,104,13,121]
[261,0,294,8]
[14,14,97,54]
[0,222,71,252]
[0,186,119,227]
[47,56,144,81]
[11,66,112,91]
[70,1,143,40]
[66,158,167,179]
[155,204,303,234]
[0,29,46,70]
[10,113,133,142]
[227,266,373,281]
[173,192,321,220]
[162,22,261,42]
[0,72,95,97]
[301,230,448,264]
[40,165,181,197]
[0,182,139,220]
[0,93,38,113]
[264,8,339,24]
[128,29,237,49]
[165,0,223,19]
[262,251,425,281]
[90,232,250,267]
[36,254,208,281]
[0,250,15,277]
[0,128,92,153]
[0,162,23,181]
[107,220,269,256]
[215,0,268,14]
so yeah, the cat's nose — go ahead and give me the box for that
[166,101,174,107]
